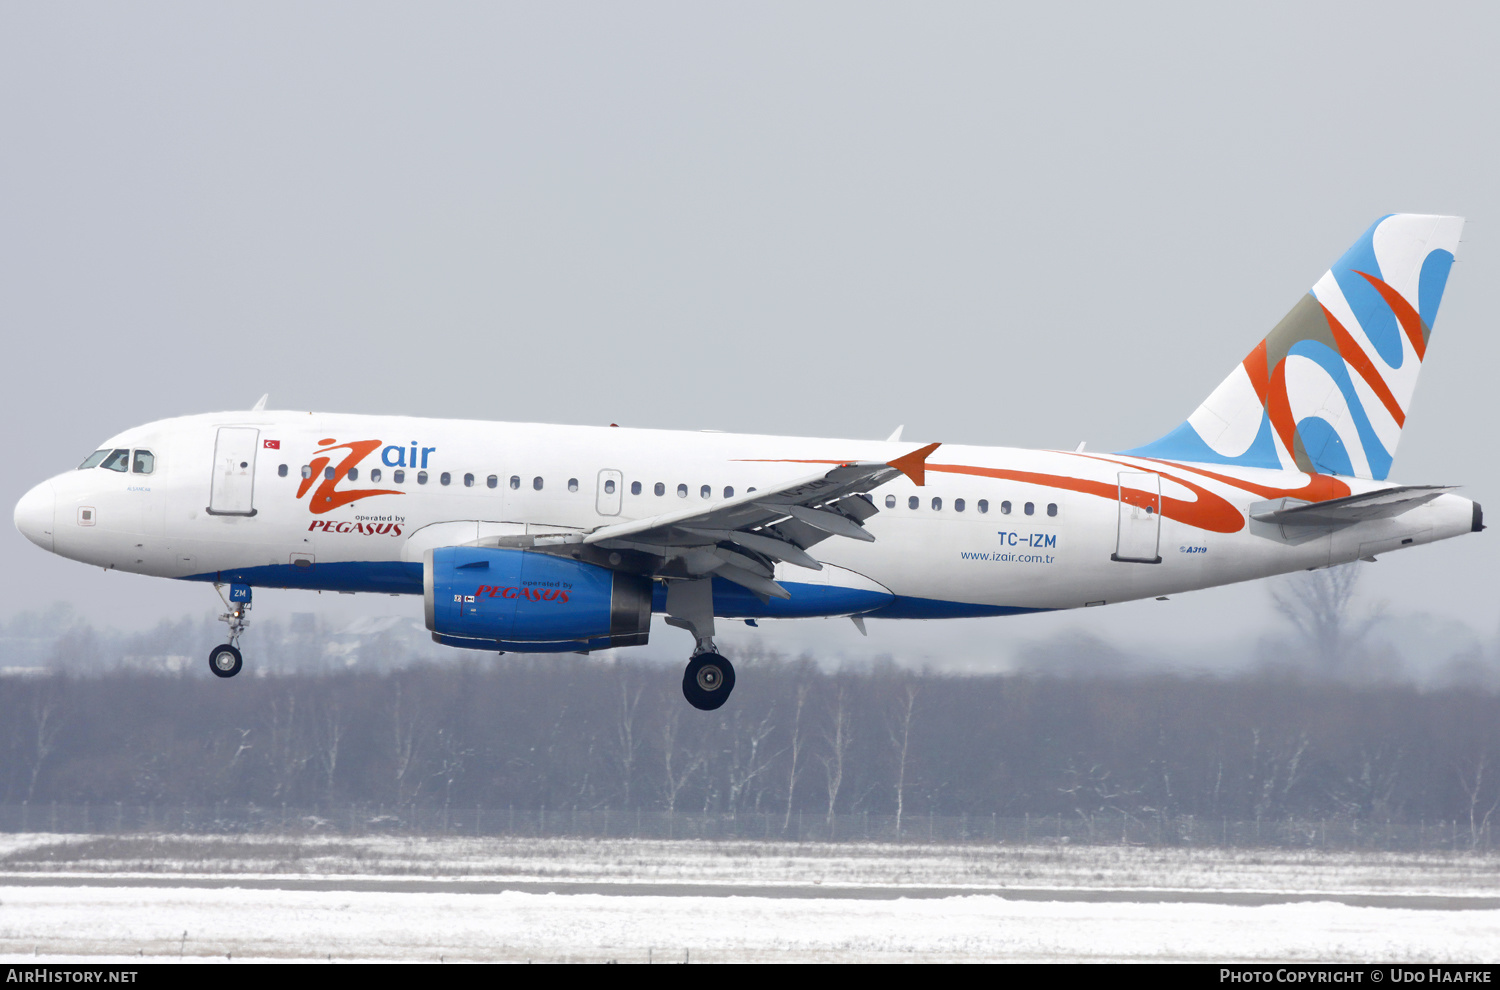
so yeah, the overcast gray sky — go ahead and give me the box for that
[2,2,1494,670]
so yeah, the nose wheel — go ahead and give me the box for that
[209,583,252,679]
[682,652,735,711]
[209,644,243,678]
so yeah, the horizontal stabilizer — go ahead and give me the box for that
[1250,485,1454,526]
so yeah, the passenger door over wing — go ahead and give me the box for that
[596,469,624,516]
[207,427,260,517]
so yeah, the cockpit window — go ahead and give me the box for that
[132,450,154,474]
[78,450,110,470]
[100,449,130,472]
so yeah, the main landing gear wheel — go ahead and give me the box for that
[209,644,243,678]
[682,652,735,711]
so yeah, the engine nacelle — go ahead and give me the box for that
[424,546,652,649]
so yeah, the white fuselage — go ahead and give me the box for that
[13,410,1480,622]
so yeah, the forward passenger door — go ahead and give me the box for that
[207,427,260,517]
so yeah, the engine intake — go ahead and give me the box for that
[424,546,651,649]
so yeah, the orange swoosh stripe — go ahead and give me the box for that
[1354,270,1427,361]
[1318,302,1405,427]
[1243,339,1270,406]
[929,460,1243,533]
[1123,455,1350,502]
[738,453,1352,537]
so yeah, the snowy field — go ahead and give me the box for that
[3,834,1499,962]
[5,885,1500,963]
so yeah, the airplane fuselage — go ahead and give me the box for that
[14,410,1480,622]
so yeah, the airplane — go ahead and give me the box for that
[13,214,1483,709]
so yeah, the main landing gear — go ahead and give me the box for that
[664,578,736,711]
[683,651,735,711]
[209,583,251,679]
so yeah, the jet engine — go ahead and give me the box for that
[424,546,652,651]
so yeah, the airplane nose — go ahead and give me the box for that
[14,480,55,552]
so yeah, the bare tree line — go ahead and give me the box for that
[3,652,1499,838]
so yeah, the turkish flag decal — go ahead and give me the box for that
[263,439,281,449]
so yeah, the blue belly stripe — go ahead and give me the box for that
[182,561,425,595]
[863,597,1052,619]
[182,562,1042,622]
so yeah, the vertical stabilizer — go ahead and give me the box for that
[1124,214,1463,479]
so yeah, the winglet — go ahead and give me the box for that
[251,393,269,412]
[888,442,941,487]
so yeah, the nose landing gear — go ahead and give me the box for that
[209,583,252,679]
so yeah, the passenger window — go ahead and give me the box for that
[131,450,154,474]
[371,468,382,483]
[885,495,897,509]
[418,471,429,485]
[101,449,130,472]
[464,473,474,487]
[439,472,451,486]
[78,450,110,470]
[604,479,616,494]
[724,486,734,498]
[324,466,336,480]
[700,485,711,499]
[394,469,405,483]
[1001,500,1012,515]
[487,475,498,489]
[747,487,756,493]
[278,464,288,478]
[510,476,520,490]
[955,498,965,512]
[533,476,543,491]
[908,496,919,510]
[978,499,989,514]
[347,467,359,481]
[932,497,942,511]
[631,481,642,495]
[568,478,579,492]
[677,484,688,498]
[301,465,312,479]
[655,482,665,496]
[1024,502,1035,516]
[1047,502,1058,517]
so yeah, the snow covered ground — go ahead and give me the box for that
[5,833,1500,894]
[3,834,1498,962]
[3,885,1497,963]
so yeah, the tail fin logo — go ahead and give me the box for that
[1125,214,1462,480]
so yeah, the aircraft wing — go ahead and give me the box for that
[1250,485,1455,527]
[510,443,940,601]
